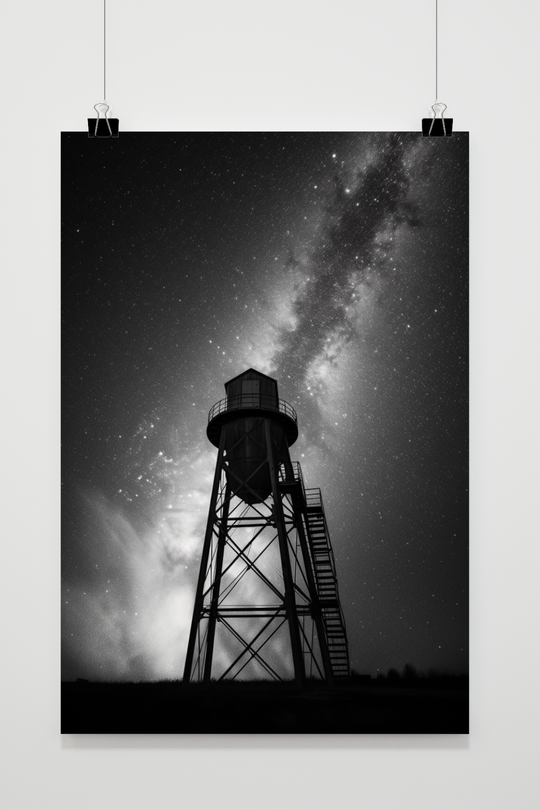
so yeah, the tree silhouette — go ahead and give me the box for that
[403,663,418,681]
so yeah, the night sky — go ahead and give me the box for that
[61,132,468,682]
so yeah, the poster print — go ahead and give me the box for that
[62,132,468,733]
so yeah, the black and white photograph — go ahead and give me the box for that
[62,131,468,733]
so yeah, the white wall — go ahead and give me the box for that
[1,1,539,808]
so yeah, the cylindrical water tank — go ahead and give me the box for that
[224,417,290,504]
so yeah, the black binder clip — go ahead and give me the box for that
[422,102,453,137]
[88,102,119,138]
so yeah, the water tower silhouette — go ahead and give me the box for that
[183,369,349,687]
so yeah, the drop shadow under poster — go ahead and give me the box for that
[61,132,468,733]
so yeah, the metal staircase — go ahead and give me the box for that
[304,488,350,680]
[279,462,350,681]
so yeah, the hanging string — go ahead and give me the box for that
[104,0,107,101]
[435,0,438,101]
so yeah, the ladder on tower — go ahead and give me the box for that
[304,488,350,680]
[278,463,350,681]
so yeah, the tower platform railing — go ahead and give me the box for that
[208,394,298,424]
[305,487,322,509]
[278,460,306,501]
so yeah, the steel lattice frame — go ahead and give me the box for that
[183,418,334,687]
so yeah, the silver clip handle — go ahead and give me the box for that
[428,102,447,136]
[93,102,113,137]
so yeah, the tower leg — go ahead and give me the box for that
[183,430,226,683]
[203,484,231,682]
[265,420,306,689]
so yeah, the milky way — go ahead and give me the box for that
[62,132,468,680]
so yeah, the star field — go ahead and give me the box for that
[62,132,468,680]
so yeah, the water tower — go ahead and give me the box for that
[183,369,349,687]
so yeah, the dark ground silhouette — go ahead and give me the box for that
[62,674,468,734]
